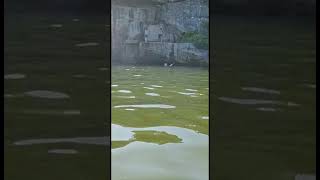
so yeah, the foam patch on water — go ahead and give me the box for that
[117,90,132,93]
[187,124,197,127]
[114,96,136,99]
[177,92,197,96]
[4,74,26,80]
[24,90,70,99]
[50,24,63,28]
[48,149,78,154]
[219,97,299,107]
[241,87,280,94]
[125,108,136,111]
[14,136,110,146]
[185,89,198,92]
[151,85,162,88]
[201,116,209,120]
[114,104,176,109]
[219,97,281,105]
[99,67,108,71]
[75,42,99,47]
[4,94,19,98]
[72,74,88,78]
[63,110,81,115]
[145,93,160,97]
[21,109,80,115]
[133,75,142,77]
[256,107,278,112]
[287,102,300,107]
[143,87,155,90]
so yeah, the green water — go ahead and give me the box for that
[211,16,316,180]
[4,15,109,180]
[4,14,315,180]
[111,66,209,180]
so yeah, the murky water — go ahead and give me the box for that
[112,66,209,179]
[4,15,109,179]
[212,16,316,180]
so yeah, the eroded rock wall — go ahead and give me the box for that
[111,0,208,65]
[159,0,209,32]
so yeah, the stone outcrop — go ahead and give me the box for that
[112,0,208,65]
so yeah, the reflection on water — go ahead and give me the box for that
[112,66,208,179]
[112,124,208,180]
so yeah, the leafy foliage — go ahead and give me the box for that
[178,31,208,50]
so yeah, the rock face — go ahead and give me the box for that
[159,0,208,32]
[112,0,208,65]
[139,42,208,64]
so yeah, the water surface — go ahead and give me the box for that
[112,66,209,179]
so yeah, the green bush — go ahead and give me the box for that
[178,31,208,50]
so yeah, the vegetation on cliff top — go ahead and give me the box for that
[178,21,208,50]
[178,31,208,50]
